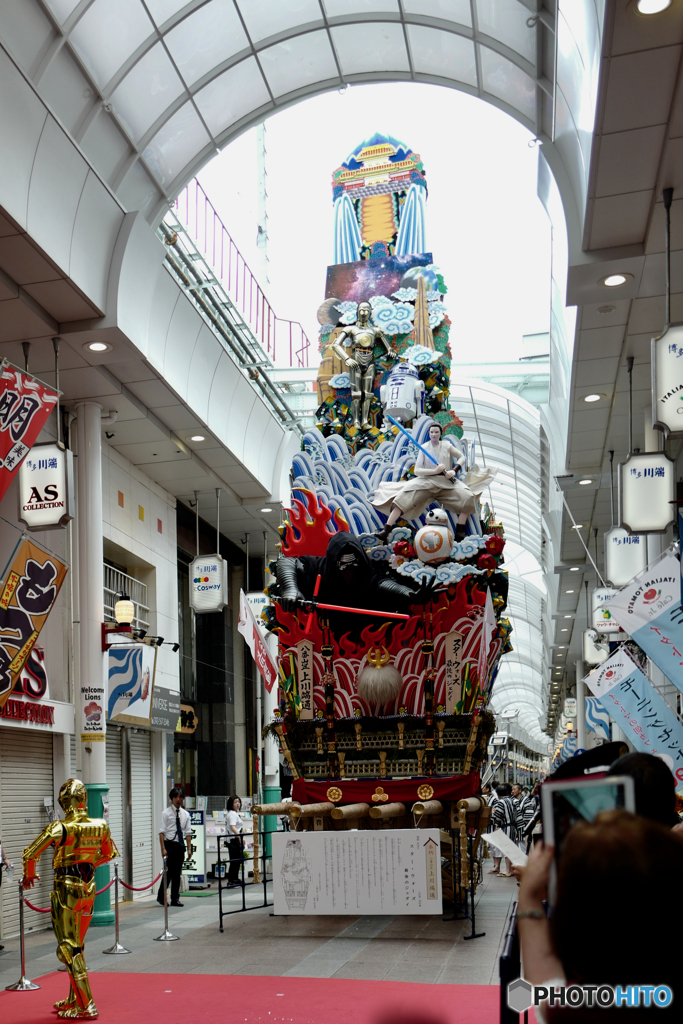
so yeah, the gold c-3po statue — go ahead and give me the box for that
[331,300,395,429]
[22,779,118,1019]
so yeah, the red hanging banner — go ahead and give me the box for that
[0,361,59,504]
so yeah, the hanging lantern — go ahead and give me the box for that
[619,451,675,534]
[652,322,683,438]
[114,593,135,625]
[603,526,647,587]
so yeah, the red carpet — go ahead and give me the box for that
[1,971,500,1023]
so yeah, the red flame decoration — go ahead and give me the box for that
[281,488,349,557]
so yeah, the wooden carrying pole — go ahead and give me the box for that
[251,802,292,815]
[289,802,335,819]
[412,799,443,817]
[369,802,406,819]
[330,802,370,820]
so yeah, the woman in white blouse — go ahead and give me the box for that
[372,422,496,542]
[224,796,244,886]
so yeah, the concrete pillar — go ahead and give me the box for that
[575,660,586,752]
[75,401,113,925]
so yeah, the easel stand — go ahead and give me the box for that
[442,829,485,940]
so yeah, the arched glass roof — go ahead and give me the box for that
[454,379,549,751]
[41,0,550,210]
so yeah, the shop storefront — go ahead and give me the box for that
[0,688,74,940]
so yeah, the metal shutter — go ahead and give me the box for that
[130,730,153,897]
[106,728,123,883]
[0,729,54,940]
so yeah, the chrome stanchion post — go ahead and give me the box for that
[5,883,41,991]
[102,864,131,955]
[153,856,179,942]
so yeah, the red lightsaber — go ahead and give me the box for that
[302,573,410,632]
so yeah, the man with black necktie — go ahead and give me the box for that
[157,787,192,907]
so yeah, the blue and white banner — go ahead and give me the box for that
[585,696,610,740]
[603,549,683,695]
[585,649,683,788]
[108,641,156,726]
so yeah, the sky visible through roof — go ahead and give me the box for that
[197,82,552,366]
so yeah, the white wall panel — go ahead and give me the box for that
[186,324,222,423]
[0,49,48,230]
[162,296,203,400]
[70,172,125,314]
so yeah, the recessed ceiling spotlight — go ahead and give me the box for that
[564,615,572,619]
[572,524,584,530]
[260,507,273,513]
[636,0,672,13]
[578,478,592,485]
[583,393,603,403]
[84,341,111,353]
[561,628,569,632]
[597,305,616,314]
[600,273,633,288]
[569,566,580,572]
[558,646,566,650]
[189,435,205,442]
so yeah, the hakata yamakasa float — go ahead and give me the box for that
[254,136,513,915]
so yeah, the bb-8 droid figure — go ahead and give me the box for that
[414,508,453,564]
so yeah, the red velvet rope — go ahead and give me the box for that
[21,870,164,912]
[119,871,162,892]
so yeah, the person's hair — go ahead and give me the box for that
[607,751,678,827]
[226,795,242,812]
[481,783,491,794]
[496,782,511,797]
[551,810,683,988]
[169,787,183,801]
[428,421,443,436]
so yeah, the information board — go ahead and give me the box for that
[272,828,442,916]
[182,810,206,884]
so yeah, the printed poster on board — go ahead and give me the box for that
[0,362,59,503]
[107,640,157,726]
[0,539,68,709]
[603,548,683,695]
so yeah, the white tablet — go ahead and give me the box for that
[541,774,636,859]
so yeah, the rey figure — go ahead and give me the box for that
[372,422,497,542]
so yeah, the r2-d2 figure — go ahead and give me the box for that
[380,361,425,424]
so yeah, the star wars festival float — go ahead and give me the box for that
[256,136,513,922]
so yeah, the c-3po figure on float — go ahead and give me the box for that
[22,778,118,1019]
[331,300,396,430]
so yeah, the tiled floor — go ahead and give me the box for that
[0,867,518,989]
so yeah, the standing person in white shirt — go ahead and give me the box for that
[157,788,192,908]
[224,796,244,886]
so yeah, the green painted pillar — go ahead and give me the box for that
[262,783,281,857]
[86,783,115,927]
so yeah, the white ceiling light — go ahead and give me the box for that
[558,646,566,650]
[569,567,581,572]
[565,589,575,594]
[600,273,632,288]
[189,435,205,442]
[260,507,273,513]
[583,394,603,403]
[564,615,572,619]
[578,478,592,485]
[85,341,111,352]
[572,524,584,530]
[561,628,569,632]
[636,0,672,13]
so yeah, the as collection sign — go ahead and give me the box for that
[18,442,74,530]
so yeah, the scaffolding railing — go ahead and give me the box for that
[172,178,310,369]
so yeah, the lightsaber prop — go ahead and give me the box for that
[298,575,410,625]
[304,575,321,635]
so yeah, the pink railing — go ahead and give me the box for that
[174,179,310,368]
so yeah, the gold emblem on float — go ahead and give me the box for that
[371,786,389,802]
[326,786,343,803]
[417,784,434,800]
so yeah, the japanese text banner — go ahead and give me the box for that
[602,549,683,695]
[237,589,278,692]
[585,649,683,789]
[0,363,59,503]
[0,539,68,709]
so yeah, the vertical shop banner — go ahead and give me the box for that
[603,549,683,695]
[586,649,683,787]
[0,539,68,709]
[182,810,206,884]
[237,589,278,692]
[107,640,156,726]
[0,363,59,503]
